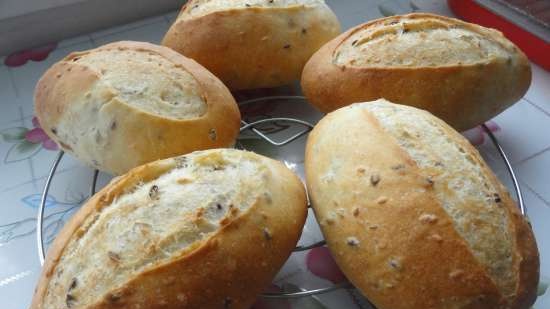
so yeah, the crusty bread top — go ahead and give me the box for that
[351,100,515,296]
[42,150,273,308]
[179,0,324,18]
[334,14,518,67]
[69,46,206,119]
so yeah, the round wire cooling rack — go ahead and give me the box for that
[36,96,526,301]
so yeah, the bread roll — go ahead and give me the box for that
[35,41,241,175]
[301,13,531,131]
[162,0,341,90]
[305,99,539,309]
[31,149,307,309]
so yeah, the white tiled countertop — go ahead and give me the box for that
[0,1,549,308]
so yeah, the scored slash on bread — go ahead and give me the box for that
[301,13,531,131]
[162,0,341,90]
[35,41,241,175]
[305,99,539,309]
[30,149,308,309]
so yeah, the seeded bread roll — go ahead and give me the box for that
[301,13,531,131]
[31,149,307,309]
[305,99,539,309]
[35,41,241,175]
[162,0,341,90]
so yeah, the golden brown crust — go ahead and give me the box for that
[31,150,307,309]
[162,2,341,90]
[301,13,531,131]
[34,61,100,144]
[426,105,540,308]
[509,211,540,308]
[30,160,174,309]
[305,101,539,309]
[35,41,241,175]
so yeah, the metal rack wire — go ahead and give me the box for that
[35,96,526,301]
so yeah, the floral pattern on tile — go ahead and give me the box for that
[4,43,57,67]
[462,121,500,146]
[0,200,79,246]
[0,117,57,164]
[306,247,347,284]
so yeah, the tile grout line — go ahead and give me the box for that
[0,165,79,193]
[522,181,550,210]
[3,15,169,56]
[28,157,37,191]
[7,66,20,98]
[86,34,97,48]
[514,145,550,166]
[57,38,94,50]
[90,19,168,41]
[524,97,550,118]
[17,105,24,125]
[18,106,39,191]
[88,34,97,47]
[0,116,36,128]
[0,119,26,127]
